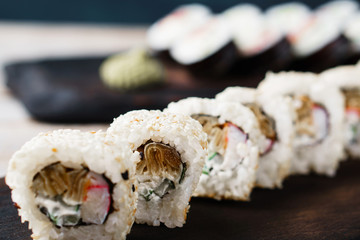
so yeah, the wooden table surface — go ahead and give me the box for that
[1,160,360,240]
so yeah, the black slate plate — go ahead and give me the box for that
[4,56,262,123]
[2,160,360,240]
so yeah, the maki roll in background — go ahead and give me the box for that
[343,12,360,64]
[146,4,211,63]
[265,2,311,36]
[169,15,238,77]
[107,110,207,228]
[320,65,360,158]
[223,4,292,75]
[288,0,358,72]
[6,130,137,240]
[258,71,344,176]
[216,87,294,189]
[166,97,261,201]
[288,15,351,72]
[315,0,359,22]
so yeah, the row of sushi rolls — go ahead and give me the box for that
[145,0,360,75]
[6,1,360,240]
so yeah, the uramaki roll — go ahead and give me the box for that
[258,71,345,176]
[216,87,294,188]
[6,129,137,240]
[166,97,261,200]
[107,110,207,228]
[320,65,360,158]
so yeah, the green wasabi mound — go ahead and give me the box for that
[100,48,164,90]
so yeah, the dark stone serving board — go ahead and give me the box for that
[4,56,263,123]
[1,160,360,240]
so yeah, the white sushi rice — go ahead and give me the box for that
[320,65,360,158]
[258,71,345,176]
[107,110,207,228]
[166,97,261,200]
[6,129,137,240]
[216,87,294,188]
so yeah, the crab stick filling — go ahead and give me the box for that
[191,114,248,176]
[32,163,111,227]
[343,89,360,145]
[136,142,186,202]
[293,95,329,146]
[245,103,277,155]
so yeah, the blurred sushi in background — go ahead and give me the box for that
[131,0,360,84]
[343,12,360,64]
[169,15,238,77]
[146,4,212,63]
[288,0,358,72]
[265,2,312,36]
[223,4,292,75]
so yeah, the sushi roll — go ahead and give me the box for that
[6,130,137,240]
[107,110,207,228]
[169,15,238,77]
[166,97,261,201]
[265,2,311,36]
[320,65,360,158]
[288,1,359,72]
[288,15,351,72]
[258,72,345,176]
[223,4,292,74]
[222,4,291,73]
[315,0,359,23]
[216,87,294,188]
[343,12,360,64]
[146,4,211,63]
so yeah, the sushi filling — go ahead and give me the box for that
[293,95,329,146]
[32,163,112,228]
[136,142,186,202]
[245,103,277,155]
[342,89,360,145]
[191,114,248,175]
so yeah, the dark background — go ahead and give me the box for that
[1,0,359,24]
